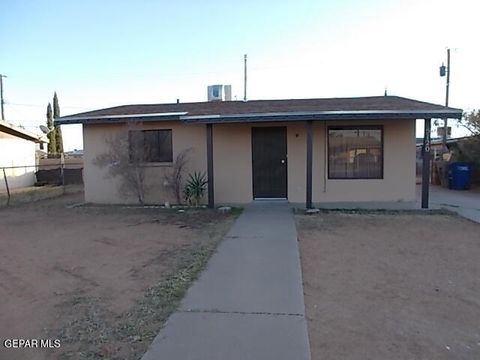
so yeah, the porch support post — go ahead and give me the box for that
[421,118,431,209]
[206,123,214,208]
[306,120,313,209]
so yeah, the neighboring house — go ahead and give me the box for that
[0,120,47,191]
[65,149,84,158]
[56,95,462,207]
[416,135,477,159]
[416,135,480,184]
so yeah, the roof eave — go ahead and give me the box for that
[55,111,188,125]
[181,110,464,124]
[55,109,463,125]
[0,121,47,143]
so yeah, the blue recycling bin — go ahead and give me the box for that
[448,162,473,190]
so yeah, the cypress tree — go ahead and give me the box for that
[46,103,56,154]
[53,92,64,154]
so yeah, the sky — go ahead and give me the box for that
[1,0,479,151]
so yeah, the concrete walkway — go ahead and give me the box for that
[314,186,480,224]
[428,185,480,223]
[142,201,311,360]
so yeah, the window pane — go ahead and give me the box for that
[156,130,173,162]
[328,128,382,179]
[129,130,144,162]
[129,129,173,163]
[143,130,160,161]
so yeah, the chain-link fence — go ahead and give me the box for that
[1,159,83,205]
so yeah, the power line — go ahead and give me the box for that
[5,102,90,110]
[9,124,41,129]
[7,119,46,123]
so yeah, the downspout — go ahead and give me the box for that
[323,120,327,193]
[306,120,313,209]
[206,123,214,208]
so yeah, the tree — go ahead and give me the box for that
[46,103,56,154]
[53,92,64,154]
[93,123,148,204]
[456,110,480,170]
[460,110,480,135]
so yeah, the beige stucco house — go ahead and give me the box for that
[0,120,47,191]
[56,96,462,208]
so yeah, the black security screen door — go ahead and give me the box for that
[252,127,287,198]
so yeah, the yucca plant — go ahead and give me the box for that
[184,171,208,207]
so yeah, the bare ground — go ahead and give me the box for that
[296,212,480,360]
[0,185,83,206]
[0,193,239,360]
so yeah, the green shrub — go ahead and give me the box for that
[184,172,207,207]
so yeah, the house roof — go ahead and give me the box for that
[0,120,47,143]
[55,96,463,125]
[416,135,479,146]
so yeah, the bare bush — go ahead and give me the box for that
[93,124,147,204]
[163,148,191,205]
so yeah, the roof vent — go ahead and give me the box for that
[207,85,232,102]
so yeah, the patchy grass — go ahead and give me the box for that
[55,227,231,360]
[0,184,83,206]
[293,207,454,216]
[0,193,241,360]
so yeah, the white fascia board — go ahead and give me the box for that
[181,109,462,121]
[59,111,188,122]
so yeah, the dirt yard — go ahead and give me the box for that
[0,193,239,360]
[296,211,480,360]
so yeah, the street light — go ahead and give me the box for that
[439,63,447,77]
[439,48,450,149]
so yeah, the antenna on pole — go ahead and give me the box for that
[243,54,247,102]
[0,74,7,120]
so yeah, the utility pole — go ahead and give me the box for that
[439,48,450,148]
[244,54,247,101]
[0,74,6,120]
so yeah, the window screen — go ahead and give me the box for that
[328,127,383,179]
[129,129,173,163]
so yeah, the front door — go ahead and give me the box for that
[252,127,287,198]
